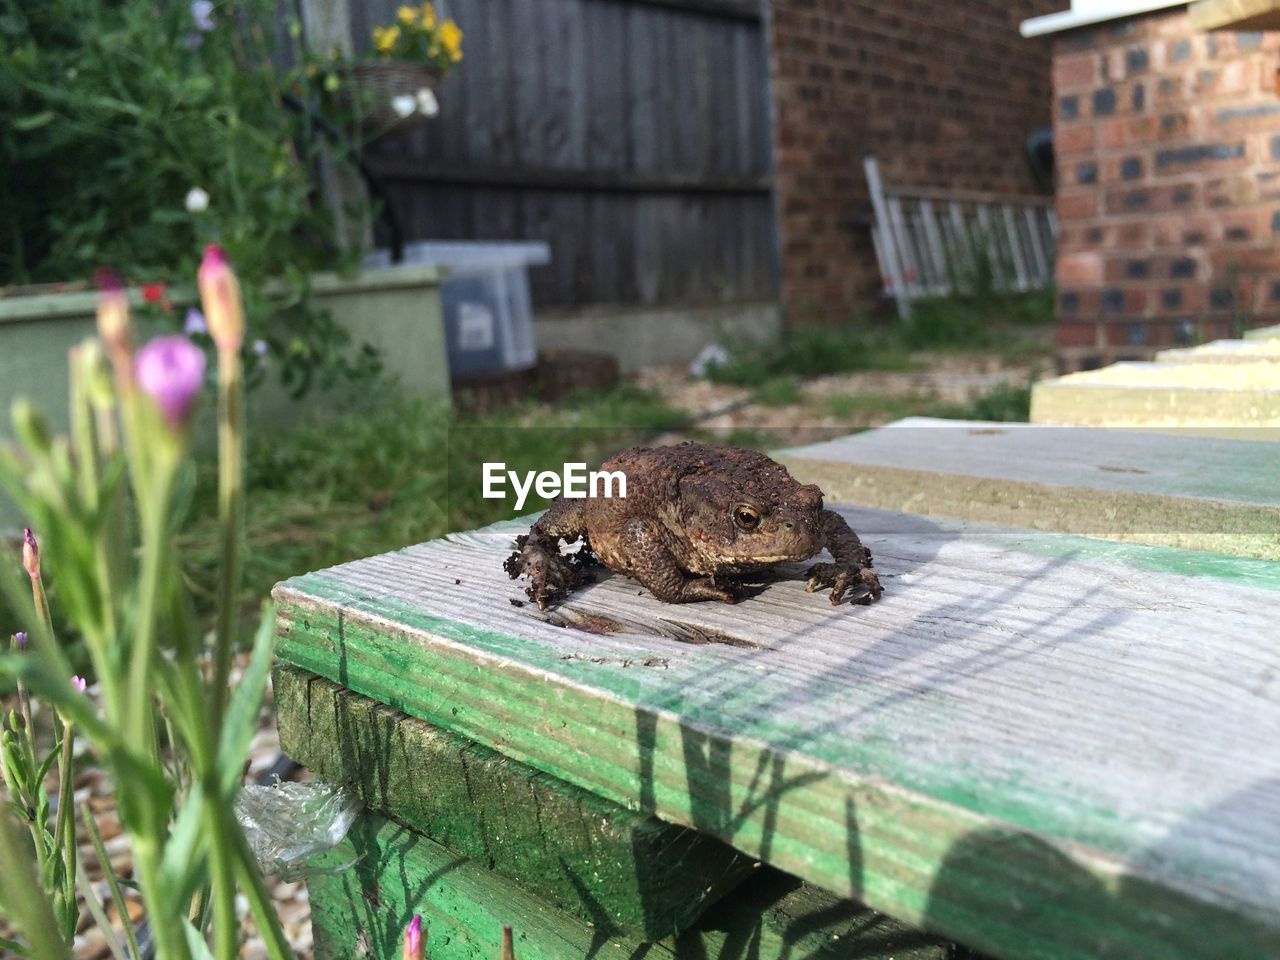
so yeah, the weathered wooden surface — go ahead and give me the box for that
[1030,361,1280,432]
[780,418,1280,561]
[274,666,753,939]
[273,506,1280,960]
[308,812,955,960]
[1157,339,1280,364]
[349,0,777,309]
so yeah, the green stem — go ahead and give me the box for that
[82,802,141,960]
[231,822,295,960]
[212,350,244,724]
[205,787,239,960]
[0,807,72,959]
[132,839,193,960]
[126,452,177,759]
[53,721,76,934]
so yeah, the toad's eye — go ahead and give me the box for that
[733,504,761,531]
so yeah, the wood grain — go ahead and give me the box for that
[780,418,1280,560]
[274,666,754,939]
[359,0,777,309]
[308,812,952,959]
[274,507,1280,960]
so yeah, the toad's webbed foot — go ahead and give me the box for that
[805,562,883,606]
[504,533,595,610]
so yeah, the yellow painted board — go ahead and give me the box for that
[1031,362,1280,431]
[1189,0,1280,30]
[1156,340,1280,364]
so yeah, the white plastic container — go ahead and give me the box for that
[365,241,551,378]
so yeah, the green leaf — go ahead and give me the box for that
[13,110,54,131]
[0,934,30,956]
[160,783,208,911]
[182,917,216,960]
[218,604,276,798]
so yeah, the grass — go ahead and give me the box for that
[822,381,1033,426]
[706,291,1054,386]
[177,384,687,621]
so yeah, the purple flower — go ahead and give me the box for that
[404,915,423,960]
[191,1,215,31]
[71,676,87,694]
[184,32,204,50]
[184,308,208,336]
[13,632,26,651]
[135,335,207,429]
[252,339,269,357]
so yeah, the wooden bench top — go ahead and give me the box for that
[781,418,1280,561]
[273,503,1280,960]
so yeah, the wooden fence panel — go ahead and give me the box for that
[351,0,777,309]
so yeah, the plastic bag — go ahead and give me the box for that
[234,779,360,881]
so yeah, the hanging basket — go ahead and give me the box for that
[338,62,441,140]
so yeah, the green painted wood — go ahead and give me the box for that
[307,812,956,960]
[781,418,1280,561]
[272,507,1280,960]
[273,666,753,939]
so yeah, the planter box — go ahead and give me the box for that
[0,263,447,525]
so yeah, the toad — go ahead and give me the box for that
[504,442,882,610]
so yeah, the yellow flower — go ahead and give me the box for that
[438,19,462,61]
[396,5,417,26]
[421,3,436,28]
[372,24,401,54]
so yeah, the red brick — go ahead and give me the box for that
[1054,53,1099,90]
[1058,321,1101,349]
[1058,191,1099,221]
[1058,252,1104,285]
[1057,124,1097,155]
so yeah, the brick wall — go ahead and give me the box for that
[769,0,1059,326]
[1053,9,1280,370]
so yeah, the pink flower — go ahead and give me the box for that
[71,676,87,694]
[403,915,423,960]
[142,283,166,304]
[198,244,245,353]
[135,335,207,428]
[21,528,39,581]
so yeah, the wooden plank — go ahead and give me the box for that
[308,812,951,960]
[781,419,1280,561]
[274,666,753,939]
[1189,0,1280,30]
[368,160,774,195]
[274,505,1280,960]
[1030,362,1280,433]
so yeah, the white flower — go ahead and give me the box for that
[416,87,439,117]
[390,94,417,119]
[185,187,210,213]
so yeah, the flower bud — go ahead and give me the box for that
[135,335,207,430]
[21,529,39,581]
[13,632,26,652]
[198,244,245,353]
[403,915,423,960]
[95,268,133,356]
[71,676,87,694]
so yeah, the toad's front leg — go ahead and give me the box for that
[504,499,595,609]
[805,509,883,606]
[618,518,739,604]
